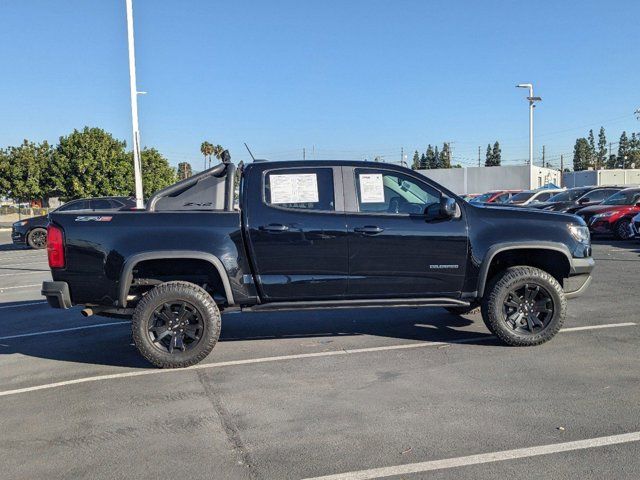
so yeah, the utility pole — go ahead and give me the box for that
[560,155,564,186]
[125,0,144,209]
[303,148,306,160]
[400,147,403,166]
[478,146,481,167]
[542,145,546,168]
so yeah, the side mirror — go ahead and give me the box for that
[578,197,590,204]
[439,196,457,218]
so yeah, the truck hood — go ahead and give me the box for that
[472,203,585,225]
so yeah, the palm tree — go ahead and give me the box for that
[212,144,225,165]
[200,141,213,170]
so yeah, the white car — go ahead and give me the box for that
[508,188,565,206]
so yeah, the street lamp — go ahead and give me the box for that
[516,83,542,171]
[126,0,145,209]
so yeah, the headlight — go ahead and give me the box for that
[13,220,27,227]
[568,224,590,243]
[592,211,616,219]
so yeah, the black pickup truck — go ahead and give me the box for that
[42,159,594,368]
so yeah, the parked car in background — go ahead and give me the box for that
[508,188,564,206]
[459,193,480,202]
[12,197,136,249]
[469,189,521,205]
[630,212,640,240]
[575,187,640,240]
[529,186,624,213]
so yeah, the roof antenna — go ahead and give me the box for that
[244,143,256,161]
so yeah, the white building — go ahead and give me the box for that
[416,165,561,195]
[562,169,640,188]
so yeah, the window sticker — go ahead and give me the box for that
[359,173,385,203]
[270,173,319,204]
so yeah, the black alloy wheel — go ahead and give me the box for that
[502,283,554,335]
[615,219,632,240]
[28,228,47,249]
[148,301,204,354]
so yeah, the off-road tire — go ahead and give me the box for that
[481,266,566,346]
[445,303,480,315]
[132,281,221,368]
[27,227,47,249]
[614,219,632,240]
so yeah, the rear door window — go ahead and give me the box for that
[264,168,335,211]
[90,199,112,210]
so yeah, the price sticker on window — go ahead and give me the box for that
[270,174,319,204]
[359,174,385,203]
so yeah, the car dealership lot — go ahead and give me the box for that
[0,230,638,479]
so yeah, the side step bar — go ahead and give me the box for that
[241,297,470,313]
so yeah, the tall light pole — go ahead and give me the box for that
[126,0,145,209]
[516,83,541,172]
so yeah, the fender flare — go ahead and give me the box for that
[477,242,573,297]
[118,251,235,307]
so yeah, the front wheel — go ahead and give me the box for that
[614,219,632,240]
[481,266,566,346]
[132,281,221,368]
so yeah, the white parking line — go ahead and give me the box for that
[0,261,50,268]
[0,301,47,310]
[0,271,49,277]
[0,284,41,291]
[0,321,130,340]
[0,322,634,399]
[302,431,640,480]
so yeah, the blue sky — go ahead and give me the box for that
[1,0,638,170]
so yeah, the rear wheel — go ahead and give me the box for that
[132,281,221,368]
[481,266,566,346]
[614,219,632,240]
[27,228,47,249]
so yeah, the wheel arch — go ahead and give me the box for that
[477,242,572,297]
[119,251,235,307]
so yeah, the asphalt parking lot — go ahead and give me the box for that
[0,230,638,480]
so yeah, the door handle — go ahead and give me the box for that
[354,226,384,234]
[259,223,289,233]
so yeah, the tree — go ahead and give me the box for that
[597,127,607,170]
[491,141,502,166]
[617,131,630,168]
[411,150,420,170]
[485,144,493,166]
[432,146,440,169]
[573,138,591,171]
[134,148,177,197]
[200,141,213,170]
[177,162,193,180]
[54,127,131,199]
[0,149,10,197]
[439,142,452,168]
[424,145,436,169]
[212,144,225,164]
[3,140,52,201]
[587,129,596,167]
[234,160,244,197]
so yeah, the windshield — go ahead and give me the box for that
[547,188,589,202]
[470,192,493,203]
[601,190,640,205]
[510,192,535,203]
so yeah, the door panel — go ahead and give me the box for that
[245,166,348,301]
[344,167,468,298]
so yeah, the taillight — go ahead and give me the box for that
[47,224,65,268]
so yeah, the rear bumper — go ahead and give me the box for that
[41,281,72,309]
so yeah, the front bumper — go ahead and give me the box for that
[41,281,72,309]
[11,227,27,245]
[565,257,595,299]
[589,219,615,234]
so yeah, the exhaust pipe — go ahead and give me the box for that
[81,308,94,317]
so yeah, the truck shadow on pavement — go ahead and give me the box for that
[0,242,29,252]
[0,307,497,369]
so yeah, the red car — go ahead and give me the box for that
[575,187,640,239]
[469,189,521,204]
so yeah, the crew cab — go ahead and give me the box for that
[42,158,594,368]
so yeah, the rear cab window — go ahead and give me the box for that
[264,168,335,211]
